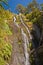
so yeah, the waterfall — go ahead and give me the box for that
[21,29,30,65]
[13,16,31,65]
[19,15,32,65]
[14,16,19,28]
[20,16,32,40]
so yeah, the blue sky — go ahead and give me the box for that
[4,0,43,13]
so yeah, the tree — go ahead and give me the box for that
[16,4,27,14]
[27,0,39,12]
[32,0,39,8]
[40,4,43,11]
[0,0,8,9]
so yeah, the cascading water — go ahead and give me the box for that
[13,16,31,65]
[21,29,30,65]
[19,15,32,65]
[14,16,19,28]
[20,15,32,40]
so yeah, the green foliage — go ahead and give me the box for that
[18,41,22,45]
[26,8,41,22]
[2,43,12,61]
[0,9,12,65]
[0,37,12,64]
[16,4,27,14]
[0,0,8,9]
[27,0,39,12]
[0,38,12,65]
[30,54,35,65]
[0,57,6,65]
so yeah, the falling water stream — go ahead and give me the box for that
[21,29,30,65]
[14,17,19,28]
[20,15,32,40]
[13,16,32,65]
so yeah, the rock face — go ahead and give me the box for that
[9,15,32,65]
[9,25,25,65]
